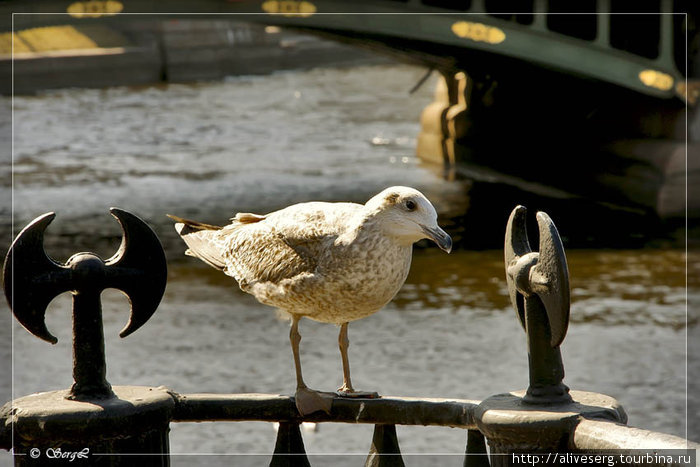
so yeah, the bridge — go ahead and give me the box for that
[2,0,691,101]
[2,1,696,219]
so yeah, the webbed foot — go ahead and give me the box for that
[294,387,334,416]
[336,385,380,399]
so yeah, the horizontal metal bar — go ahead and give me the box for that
[572,419,700,451]
[170,392,480,429]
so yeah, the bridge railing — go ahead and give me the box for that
[0,206,696,466]
[2,1,692,101]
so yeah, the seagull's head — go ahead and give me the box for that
[365,186,452,253]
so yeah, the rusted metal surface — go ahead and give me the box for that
[504,205,571,405]
[3,208,167,400]
[170,393,480,429]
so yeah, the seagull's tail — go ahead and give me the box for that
[167,214,226,271]
[166,214,222,232]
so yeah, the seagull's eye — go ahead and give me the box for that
[405,200,417,211]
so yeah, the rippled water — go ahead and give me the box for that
[1,62,696,465]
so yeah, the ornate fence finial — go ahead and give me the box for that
[3,208,167,400]
[504,205,572,404]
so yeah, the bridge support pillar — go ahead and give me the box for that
[416,72,451,166]
[416,71,477,173]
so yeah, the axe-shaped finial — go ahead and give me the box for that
[3,208,167,400]
[504,206,572,404]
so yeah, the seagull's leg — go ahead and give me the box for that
[290,314,308,389]
[337,322,355,393]
[336,322,379,399]
[290,314,333,416]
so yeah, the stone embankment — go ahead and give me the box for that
[1,19,386,94]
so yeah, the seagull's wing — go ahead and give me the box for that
[222,202,361,289]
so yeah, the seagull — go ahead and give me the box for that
[168,186,452,415]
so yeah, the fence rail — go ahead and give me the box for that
[572,419,696,451]
[170,392,480,428]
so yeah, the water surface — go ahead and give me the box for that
[1,63,695,465]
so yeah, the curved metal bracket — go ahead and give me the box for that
[106,208,168,338]
[505,206,570,347]
[3,212,68,344]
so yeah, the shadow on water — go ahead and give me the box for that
[420,166,682,251]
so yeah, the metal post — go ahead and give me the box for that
[657,0,675,69]
[1,209,170,466]
[474,206,627,464]
[595,4,610,47]
[531,0,548,31]
[69,283,113,400]
[503,206,571,404]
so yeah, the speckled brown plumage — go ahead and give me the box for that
[169,186,452,415]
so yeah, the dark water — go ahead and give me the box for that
[1,63,696,465]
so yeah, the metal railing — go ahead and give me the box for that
[0,206,697,466]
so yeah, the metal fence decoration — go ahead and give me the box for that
[1,208,172,466]
[0,206,696,466]
[504,205,571,405]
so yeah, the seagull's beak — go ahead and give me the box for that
[421,225,452,253]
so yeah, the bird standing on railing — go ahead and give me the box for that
[168,186,452,416]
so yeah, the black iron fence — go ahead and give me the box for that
[0,206,696,466]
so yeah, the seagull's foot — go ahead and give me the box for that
[336,385,380,399]
[294,387,334,416]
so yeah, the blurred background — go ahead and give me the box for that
[0,2,698,465]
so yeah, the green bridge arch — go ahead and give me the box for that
[2,0,693,101]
